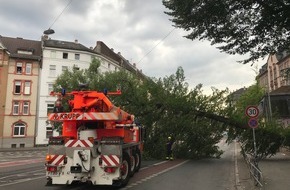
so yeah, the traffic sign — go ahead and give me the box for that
[245,106,259,118]
[248,118,258,128]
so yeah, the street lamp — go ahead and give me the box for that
[43,28,55,35]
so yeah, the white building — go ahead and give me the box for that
[35,37,121,145]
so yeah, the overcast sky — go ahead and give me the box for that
[0,0,264,94]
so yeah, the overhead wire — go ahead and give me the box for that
[48,0,73,29]
[137,27,176,64]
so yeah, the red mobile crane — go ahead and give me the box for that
[45,88,144,187]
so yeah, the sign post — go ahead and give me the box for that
[245,106,259,161]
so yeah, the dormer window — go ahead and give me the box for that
[17,50,33,55]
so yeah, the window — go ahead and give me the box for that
[17,50,32,55]
[63,52,68,59]
[46,127,53,139]
[25,63,32,74]
[0,52,3,60]
[14,81,21,94]
[108,63,111,69]
[13,101,20,115]
[48,84,53,94]
[75,54,80,60]
[23,101,29,115]
[73,65,80,71]
[50,51,56,58]
[49,65,56,77]
[16,62,23,74]
[24,81,31,95]
[47,104,54,115]
[62,66,68,72]
[13,123,25,137]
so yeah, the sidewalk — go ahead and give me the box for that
[259,149,290,190]
[236,146,290,190]
[236,144,256,190]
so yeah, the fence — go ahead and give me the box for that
[240,145,264,188]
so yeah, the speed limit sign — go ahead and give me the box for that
[245,106,259,118]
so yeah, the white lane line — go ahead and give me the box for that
[122,160,190,190]
[0,176,45,187]
[234,141,243,190]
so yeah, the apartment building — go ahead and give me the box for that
[35,37,123,145]
[0,35,144,147]
[257,51,290,127]
[94,41,147,79]
[258,51,290,92]
[0,36,41,148]
[0,39,9,148]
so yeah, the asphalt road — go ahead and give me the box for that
[129,140,237,190]
[0,140,241,190]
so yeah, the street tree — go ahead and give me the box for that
[162,0,290,63]
[52,63,228,159]
[227,83,286,159]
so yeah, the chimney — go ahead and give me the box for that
[42,35,49,41]
[111,48,114,52]
[75,39,78,43]
[118,52,121,56]
[133,63,136,68]
[95,41,103,53]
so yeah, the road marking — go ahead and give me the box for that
[0,176,44,187]
[234,141,243,190]
[122,160,189,190]
[0,158,43,168]
[0,169,44,180]
[139,160,167,171]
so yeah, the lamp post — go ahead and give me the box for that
[43,28,55,35]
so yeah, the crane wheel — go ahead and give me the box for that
[120,152,131,187]
[134,148,141,172]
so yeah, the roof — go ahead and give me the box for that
[43,39,95,53]
[229,87,247,101]
[0,35,41,60]
[94,41,147,79]
[270,86,290,95]
[94,41,122,64]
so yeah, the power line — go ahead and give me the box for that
[137,27,176,64]
[48,0,73,29]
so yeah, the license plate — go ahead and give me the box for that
[47,172,60,176]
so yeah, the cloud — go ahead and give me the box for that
[0,0,263,95]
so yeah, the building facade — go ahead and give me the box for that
[258,52,290,92]
[0,36,41,148]
[35,37,123,145]
[0,35,145,147]
[0,40,9,148]
[257,51,290,127]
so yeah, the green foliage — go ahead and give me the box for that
[53,65,87,92]
[227,83,290,159]
[52,59,290,159]
[162,0,290,63]
[240,121,285,160]
[53,62,231,159]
